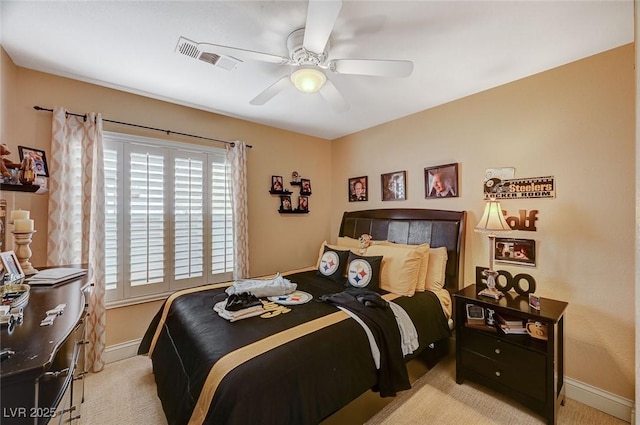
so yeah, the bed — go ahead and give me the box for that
[138,208,466,425]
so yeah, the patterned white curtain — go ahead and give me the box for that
[226,141,249,279]
[48,106,106,372]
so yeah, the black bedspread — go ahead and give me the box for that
[138,270,451,425]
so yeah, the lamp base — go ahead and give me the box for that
[478,287,504,300]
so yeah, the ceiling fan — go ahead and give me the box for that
[175,0,413,112]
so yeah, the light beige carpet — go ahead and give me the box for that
[80,354,627,425]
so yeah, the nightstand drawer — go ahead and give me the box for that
[461,348,546,401]
[462,328,544,363]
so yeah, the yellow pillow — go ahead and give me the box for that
[360,244,423,296]
[337,236,362,248]
[376,241,430,292]
[425,247,448,291]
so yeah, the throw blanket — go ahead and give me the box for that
[320,288,411,397]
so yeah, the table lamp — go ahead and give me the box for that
[475,198,512,299]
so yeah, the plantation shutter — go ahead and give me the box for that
[174,153,205,285]
[103,143,122,301]
[126,145,169,297]
[211,154,234,279]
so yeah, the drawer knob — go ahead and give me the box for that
[494,348,501,354]
[495,370,501,377]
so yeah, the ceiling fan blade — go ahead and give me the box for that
[178,37,291,65]
[250,75,291,105]
[329,59,414,78]
[318,79,349,113]
[303,0,342,53]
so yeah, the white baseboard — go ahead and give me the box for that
[565,377,634,423]
[104,338,142,364]
[105,338,635,423]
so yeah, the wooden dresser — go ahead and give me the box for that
[454,284,568,424]
[1,272,91,425]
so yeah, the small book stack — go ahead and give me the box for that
[496,312,527,334]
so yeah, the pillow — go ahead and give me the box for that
[337,236,383,248]
[425,246,448,291]
[315,241,353,268]
[376,241,430,292]
[316,245,350,283]
[360,244,424,296]
[345,252,382,291]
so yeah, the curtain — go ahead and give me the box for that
[226,141,249,279]
[48,106,106,372]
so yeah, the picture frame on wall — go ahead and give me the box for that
[425,162,459,198]
[300,179,312,195]
[18,146,49,177]
[298,196,309,211]
[348,176,368,202]
[280,195,292,211]
[495,237,536,267]
[381,171,407,201]
[271,175,284,193]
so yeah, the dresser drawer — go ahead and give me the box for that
[460,334,547,402]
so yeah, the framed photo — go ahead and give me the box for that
[348,176,368,202]
[381,170,406,201]
[495,237,536,267]
[280,195,292,211]
[271,175,284,192]
[300,178,312,195]
[465,304,485,321]
[0,250,24,280]
[298,196,309,212]
[18,146,49,177]
[425,162,458,198]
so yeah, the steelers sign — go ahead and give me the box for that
[319,251,340,276]
[347,259,372,288]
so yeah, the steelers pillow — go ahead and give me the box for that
[345,252,383,291]
[316,245,350,283]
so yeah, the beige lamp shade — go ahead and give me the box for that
[475,199,512,234]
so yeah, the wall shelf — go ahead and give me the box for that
[1,183,43,193]
[278,209,309,214]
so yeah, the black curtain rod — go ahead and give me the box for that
[33,106,252,148]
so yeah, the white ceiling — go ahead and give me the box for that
[1,1,634,140]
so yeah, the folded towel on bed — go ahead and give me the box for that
[225,273,297,298]
[214,300,264,322]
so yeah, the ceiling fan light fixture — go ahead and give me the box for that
[290,67,326,93]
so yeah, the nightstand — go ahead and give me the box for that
[453,284,568,425]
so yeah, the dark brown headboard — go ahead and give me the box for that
[339,209,466,293]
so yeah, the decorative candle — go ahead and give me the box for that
[13,218,34,232]
[10,209,30,221]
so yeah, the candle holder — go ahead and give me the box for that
[12,230,38,276]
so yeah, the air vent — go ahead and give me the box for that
[175,36,240,71]
[176,37,201,59]
[199,52,221,65]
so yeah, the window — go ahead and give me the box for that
[103,132,233,305]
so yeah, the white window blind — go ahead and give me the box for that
[103,132,234,305]
[174,154,204,281]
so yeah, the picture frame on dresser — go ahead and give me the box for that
[0,250,24,281]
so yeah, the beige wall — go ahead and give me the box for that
[1,49,333,345]
[332,44,635,400]
[2,44,635,400]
